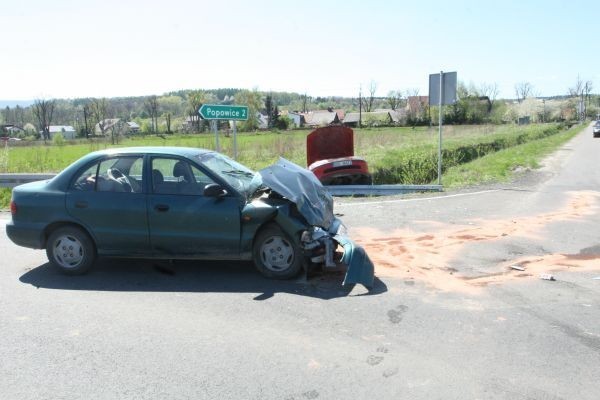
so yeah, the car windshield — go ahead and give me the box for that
[196,152,263,198]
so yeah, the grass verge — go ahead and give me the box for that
[0,123,584,209]
[442,123,586,188]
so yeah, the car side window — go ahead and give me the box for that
[151,158,214,195]
[96,156,144,193]
[71,163,99,191]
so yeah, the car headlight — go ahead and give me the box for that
[330,219,348,236]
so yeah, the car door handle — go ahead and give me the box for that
[74,201,88,209]
[154,204,169,212]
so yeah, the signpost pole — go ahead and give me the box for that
[438,71,443,185]
[233,121,237,160]
[213,120,220,152]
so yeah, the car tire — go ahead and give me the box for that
[46,226,96,275]
[253,223,303,279]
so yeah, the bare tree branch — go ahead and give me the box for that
[480,82,499,107]
[387,90,403,110]
[514,82,533,103]
[361,80,377,112]
[144,95,159,133]
[32,99,56,142]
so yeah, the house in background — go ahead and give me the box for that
[302,110,339,127]
[343,109,406,127]
[95,119,128,136]
[374,108,407,125]
[341,112,360,127]
[1,124,24,136]
[257,113,269,129]
[126,121,140,133]
[48,125,76,139]
[283,111,305,128]
[407,96,429,120]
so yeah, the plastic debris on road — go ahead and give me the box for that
[540,273,556,281]
[510,265,525,271]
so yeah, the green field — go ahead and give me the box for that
[0,123,584,209]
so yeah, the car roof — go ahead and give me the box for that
[87,146,213,158]
[47,147,218,191]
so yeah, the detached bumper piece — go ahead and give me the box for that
[334,235,375,289]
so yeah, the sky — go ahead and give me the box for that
[1,0,599,101]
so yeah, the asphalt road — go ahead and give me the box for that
[1,124,599,400]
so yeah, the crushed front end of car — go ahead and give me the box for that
[259,158,375,289]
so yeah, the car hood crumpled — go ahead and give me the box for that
[259,157,334,230]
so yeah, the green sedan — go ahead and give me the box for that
[6,147,374,288]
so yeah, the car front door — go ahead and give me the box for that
[147,156,242,258]
[66,155,150,256]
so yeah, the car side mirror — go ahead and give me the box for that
[203,183,227,197]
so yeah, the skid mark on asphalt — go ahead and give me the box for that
[353,191,600,293]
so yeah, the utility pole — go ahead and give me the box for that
[437,71,443,185]
[542,99,546,123]
[359,85,362,128]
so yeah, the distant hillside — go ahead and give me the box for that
[0,100,34,108]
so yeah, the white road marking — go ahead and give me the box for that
[335,189,501,207]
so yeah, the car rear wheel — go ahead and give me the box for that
[253,224,303,279]
[46,226,96,275]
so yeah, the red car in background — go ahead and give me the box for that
[306,126,372,185]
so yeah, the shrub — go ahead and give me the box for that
[371,124,563,184]
[52,133,65,147]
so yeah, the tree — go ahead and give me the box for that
[301,92,310,113]
[2,106,12,125]
[32,99,56,141]
[82,103,94,138]
[187,90,208,132]
[90,98,110,141]
[568,75,592,120]
[479,82,499,108]
[514,82,533,103]
[387,90,403,110]
[165,113,172,134]
[568,75,584,97]
[235,89,262,131]
[272,105,280,129]
[584,80,593,114]
[144,95,159,133]
[14,105,25,127]
[361,80,377,112]
[265,94,274,129]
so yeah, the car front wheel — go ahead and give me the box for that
[46,226,96,275]
[253,223,303,279]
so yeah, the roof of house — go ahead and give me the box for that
[96,118,122,130]
[334,109,345,121]
[344,111,401,124]
[343,113,360,123]
[49,125,76,133]
[303,111,338,126]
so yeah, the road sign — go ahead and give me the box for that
[429,72,457,105]
[199,104,248,121]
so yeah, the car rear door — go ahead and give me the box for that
[147,156,242,258]
[65,155,150,256]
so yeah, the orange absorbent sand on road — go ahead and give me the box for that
[352,191,600,293]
